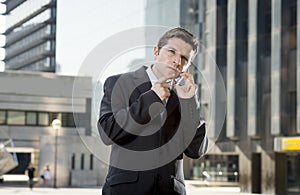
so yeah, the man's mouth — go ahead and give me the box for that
[168,65,180,73]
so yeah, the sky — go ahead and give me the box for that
[0,0,146,76]
[56,0,146,78]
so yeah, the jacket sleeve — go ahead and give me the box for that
[97,76,164,145]
[178,97,207,159]
[184,120,207,159]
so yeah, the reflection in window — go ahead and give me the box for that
[7,111,25,125]
[0,110,6,124]
[191,155,239,182]
[38,112,49,126]
[6,0,52,29]
[26,112,37,125]
[62,113,75,127]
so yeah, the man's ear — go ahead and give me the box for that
[154,46,159,59]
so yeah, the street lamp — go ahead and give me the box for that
[51,119,61,188]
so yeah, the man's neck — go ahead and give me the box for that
[151,64,161,80]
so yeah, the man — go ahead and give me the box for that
[98,27,207,195]
[25,162,35,190]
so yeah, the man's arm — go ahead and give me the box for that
[177,96,207,159]
[184,120,207,159]
[98,75,164,145]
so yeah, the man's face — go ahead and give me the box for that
[153,38,193,79]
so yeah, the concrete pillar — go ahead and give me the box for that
[227,0,237,139]
[204,0,218,140]
[261,151,276,194]
[247,0,258,138]
[238,148,251,192]
[270,0,283,135]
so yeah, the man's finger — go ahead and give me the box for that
[157,74,176,83]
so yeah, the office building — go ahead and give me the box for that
[181,0,300,194]
[2,0,56,72]
[0,71,107,187]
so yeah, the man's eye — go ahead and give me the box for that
[168,49,176,54]
[182,57,189,62]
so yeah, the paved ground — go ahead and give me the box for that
[0,179,261,195]
[0,187,100,195]
[0,185,260,195]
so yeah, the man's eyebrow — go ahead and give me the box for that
[165,46,190,59]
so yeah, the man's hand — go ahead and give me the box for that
[151,76,171,101]
[174,72,197,99]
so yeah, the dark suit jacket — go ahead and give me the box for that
[98,66,207,195]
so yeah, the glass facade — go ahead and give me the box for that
[38,112,49,126]
[6,0,51,29]
[282,0,297,135]
[181,0,299,193]
[0,110,6,124]
[0,109,78,127]
[7,110,25,125]
[287,154,300,193]
[26,111,37,125]
[4,0,56,72]
[191,155,239,182]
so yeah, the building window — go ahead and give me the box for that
[7,111,25,125]
[81,154,84,170]
[191,155,239,182]
[90,154,93,170]
[38,112,49,126]
[71,153,75,170]
[26,112,37,125]
[0,110,6,124]
[62,113,75,127]
[49,113,62,123]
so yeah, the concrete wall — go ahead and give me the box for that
[0,71,108,187]
[39,136,107,187]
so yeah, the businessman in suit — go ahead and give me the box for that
[98,27,207,195]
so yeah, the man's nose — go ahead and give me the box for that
[173,54,182,65]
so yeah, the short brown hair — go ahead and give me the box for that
[157,27,199,54]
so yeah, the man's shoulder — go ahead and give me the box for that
[105,66,147,83]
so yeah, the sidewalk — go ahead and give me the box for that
[185,181,262,195]
[0,186,262,195]
[0,179,262,195]
[0,187,101,195]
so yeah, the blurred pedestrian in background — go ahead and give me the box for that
[40,164,51,185]
[25,162,35,190]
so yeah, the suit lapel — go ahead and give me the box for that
[132,66,179,115]
[132,66,152,94]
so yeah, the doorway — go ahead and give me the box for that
[251,153,261,193]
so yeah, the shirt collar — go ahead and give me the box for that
[146,65,158,86]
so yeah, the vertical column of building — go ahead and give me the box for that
[50,0,57,72]
[297,0,300,134]
[204,0,218,140]
[271,1,286,193]
[247,0,258,138]
[226,0,237,139]
[271,0,283,135]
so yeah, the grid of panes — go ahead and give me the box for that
[6,41,51,67]
[192,155,239,182]
[6,0,51,29]
[6,25,51,57]
[20,57,51,70]
[0,110,76,127]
